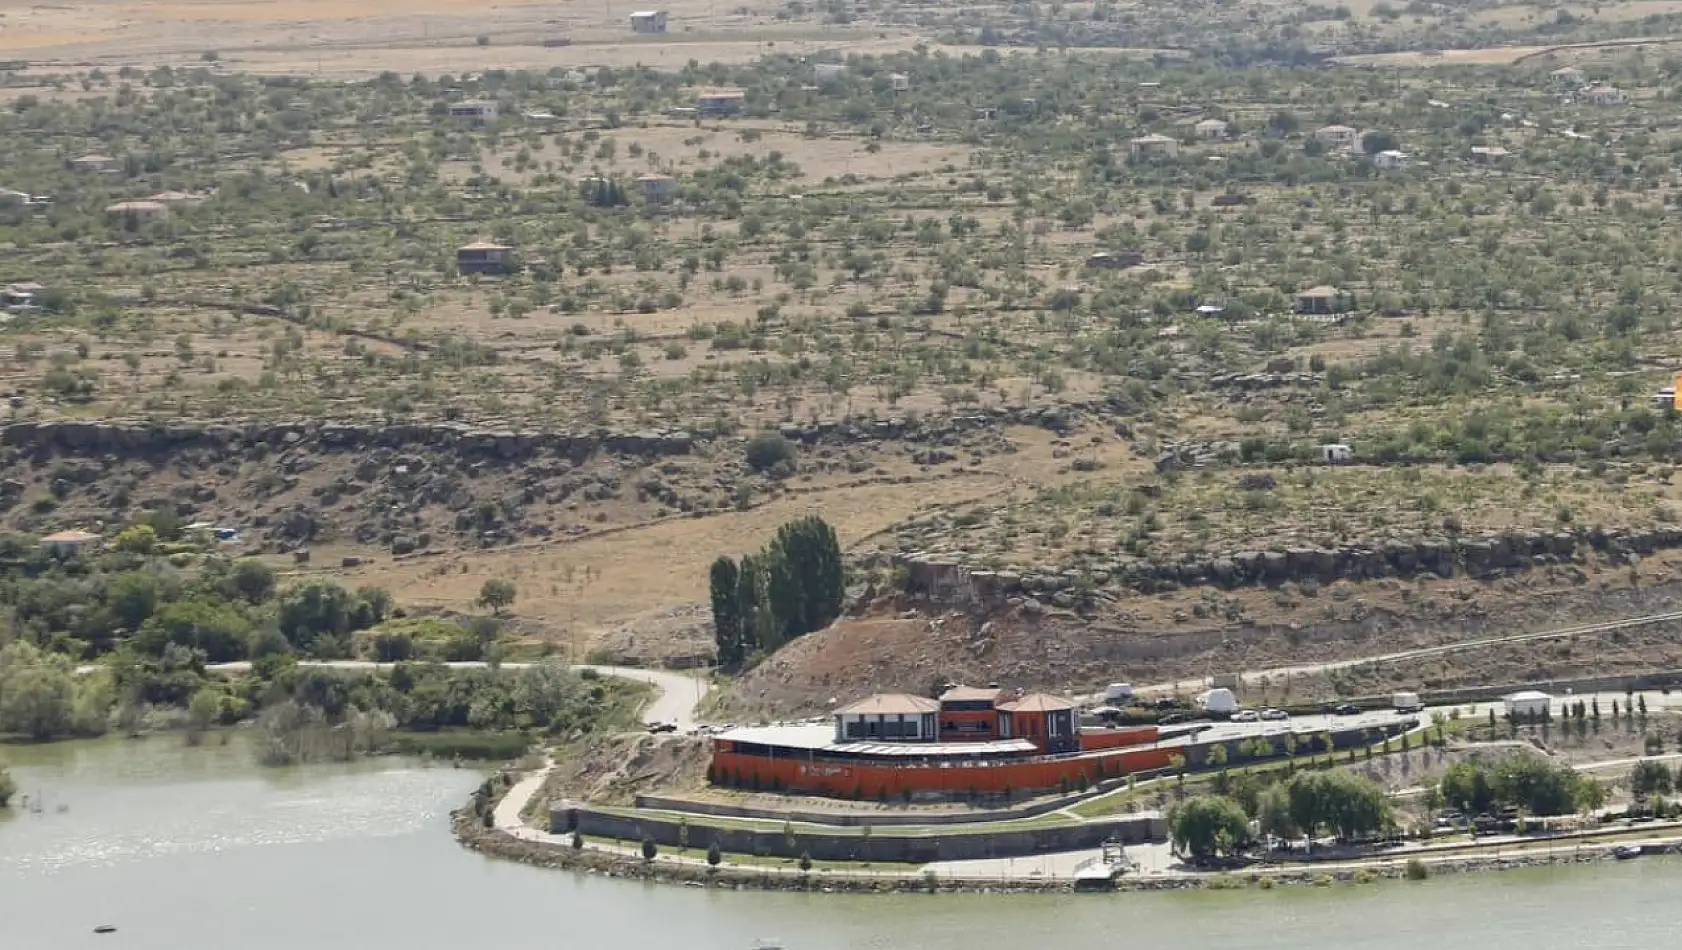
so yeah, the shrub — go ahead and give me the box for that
[744,431,796,472]
[1404,858,1430,881]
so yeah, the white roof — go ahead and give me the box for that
[1507,690,1551,702]
[631,10,662,15]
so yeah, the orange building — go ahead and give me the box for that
[709,690,1174,800]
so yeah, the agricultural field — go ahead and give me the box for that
[6,0,1682,689]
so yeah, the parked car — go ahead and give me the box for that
[1260,708,1289,721]
[1159,713,1188,725]
[646,721,678,734]
[1333,703,1362,716]
[1232,709,1261,723]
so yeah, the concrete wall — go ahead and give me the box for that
[551,804,1165,862]
[632,787,1107,828]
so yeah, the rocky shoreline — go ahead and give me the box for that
[450,780,1668,895]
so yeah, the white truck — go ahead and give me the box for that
[1103,682,1135,705]
[1392,691,1423,714]
[1199,687,1239,715]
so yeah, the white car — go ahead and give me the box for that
[1232,709,1261,723]
[1261,708,1290,721]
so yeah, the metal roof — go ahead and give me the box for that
[834,693,939,716]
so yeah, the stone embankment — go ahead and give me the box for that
[0,405,1078,464]
[897,526,1682,610]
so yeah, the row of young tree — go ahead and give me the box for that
[708,515,845,668]
[1170,768,1394,860]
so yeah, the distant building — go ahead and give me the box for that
[834,694,939,741]
[1372,149,1408,170]
[70,153,118,174]
[637,173,676,202]
[1315,124,1358,151]
[996,693,1079,755]
[629,10,667,33]
[889,72,910,92]
[1295,285,1351,315]
[1321,443,1353,463]
[696,89,745,117]
[1581,83,1627,105]
[1210,192,1250,207]
[105,200,169,221]
[457,241,516,275]
[1086,251,1144,270]
[1129,133,1178,159]
[40,530,101,557]
[3,281,45,309]
[448,99,499,124]
[1550,65,1587,87]
[1469,145,1512,165]
[1505,690,1552,720]
[1193,118,1229,139]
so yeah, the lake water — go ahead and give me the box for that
[3,736,1681,950]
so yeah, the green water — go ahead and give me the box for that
[2,735,1680,949]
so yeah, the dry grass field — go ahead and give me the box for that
[9,0,1682,692]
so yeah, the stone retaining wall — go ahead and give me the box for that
[549,804,1164,863]
[900,526,1682,608]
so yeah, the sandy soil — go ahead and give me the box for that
[0,0,918,74]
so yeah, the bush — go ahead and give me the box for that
[744,431,796,472]
[1404,858,1430,881]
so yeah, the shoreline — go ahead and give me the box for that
[451,774,1682,895]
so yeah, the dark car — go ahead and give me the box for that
[1333,703,1361,716]
[1159,713,1188,725]
[646,722,678,734]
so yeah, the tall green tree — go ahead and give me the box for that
[1170,795,1251,860]
[708,556,743,667]
[772,515,845,637]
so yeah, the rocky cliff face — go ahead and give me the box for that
[895,526,1682,611]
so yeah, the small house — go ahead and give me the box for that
[629,10,667,33]
[1086,251,1144,270]
[1321,443,1353,464]
[1194,118,1229,139]
[1372,149,1408,170]
[1315,124,1358,150]
[40,529,102,557]
[3,281,45,309]
[457,241,516,275]
[1550,65,1587,87]
[995,693,1079,754]
[448,99,499,124]
[105,200,169,221]
[637,173,676,202]
[70,153,118,174]
[833,694,939,742]
[1581,83,1627,105]
[696,89,745,117]
[1129,133,1178,159]
[1504,690,1551,720]
[889,72,910,92]
[973,107,999,121]
[1295,285,1351,315]
[1469,145,1511,165]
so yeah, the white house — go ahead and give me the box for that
[105,200,170,221]
[1550,65,1586,87]
[1129,133,1178,158]
[448,99,498,124]
[1315,124,1358,151]
[1321,443,1353,463]
[637,173,676,202]
[1581,83,1627,105]
[1373,149,1408,170]
[832,694,939,742]
[889,72,910,92]
[1505,690,1551,720]
[629,10,667,33]
[1194,118,1229,139]
[70,153,119,174]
